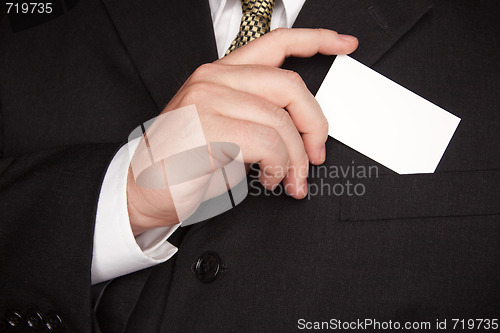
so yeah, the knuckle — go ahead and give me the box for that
[182,81,212,104]
[318,117,329,134]
[271,107,292,130]
[192,63,218,80]
[317,28,338,36]
[267,27,287,41]
[284,69,304,86]
[259,126,282,151]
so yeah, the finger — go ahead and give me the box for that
[166,75,306,195]
[204,115,292,192]
[206,64,328,164]
[197,86,310,197]
[218,28,358,67]
[200,85,309,197]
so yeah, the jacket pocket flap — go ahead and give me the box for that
[340,169,500,221]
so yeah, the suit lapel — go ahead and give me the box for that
[285,0,434,94]
[100,0,218,110]
[101,0,433,104]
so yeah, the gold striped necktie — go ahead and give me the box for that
[225,0,276,55]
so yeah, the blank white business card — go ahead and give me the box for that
[316,55,461,174]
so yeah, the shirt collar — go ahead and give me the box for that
[209,0,306,28]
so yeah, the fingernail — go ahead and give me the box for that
[339,34,357,42]
[320,145,326,163]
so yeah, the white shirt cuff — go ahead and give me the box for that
[91,139,181,285]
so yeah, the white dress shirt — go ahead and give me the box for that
[92,0,306,285]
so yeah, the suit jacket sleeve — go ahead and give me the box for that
[0,135,120,332]
[0,1,160,329]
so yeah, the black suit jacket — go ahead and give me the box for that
[1,0,499,332]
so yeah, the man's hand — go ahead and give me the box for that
[127,28,358,235]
